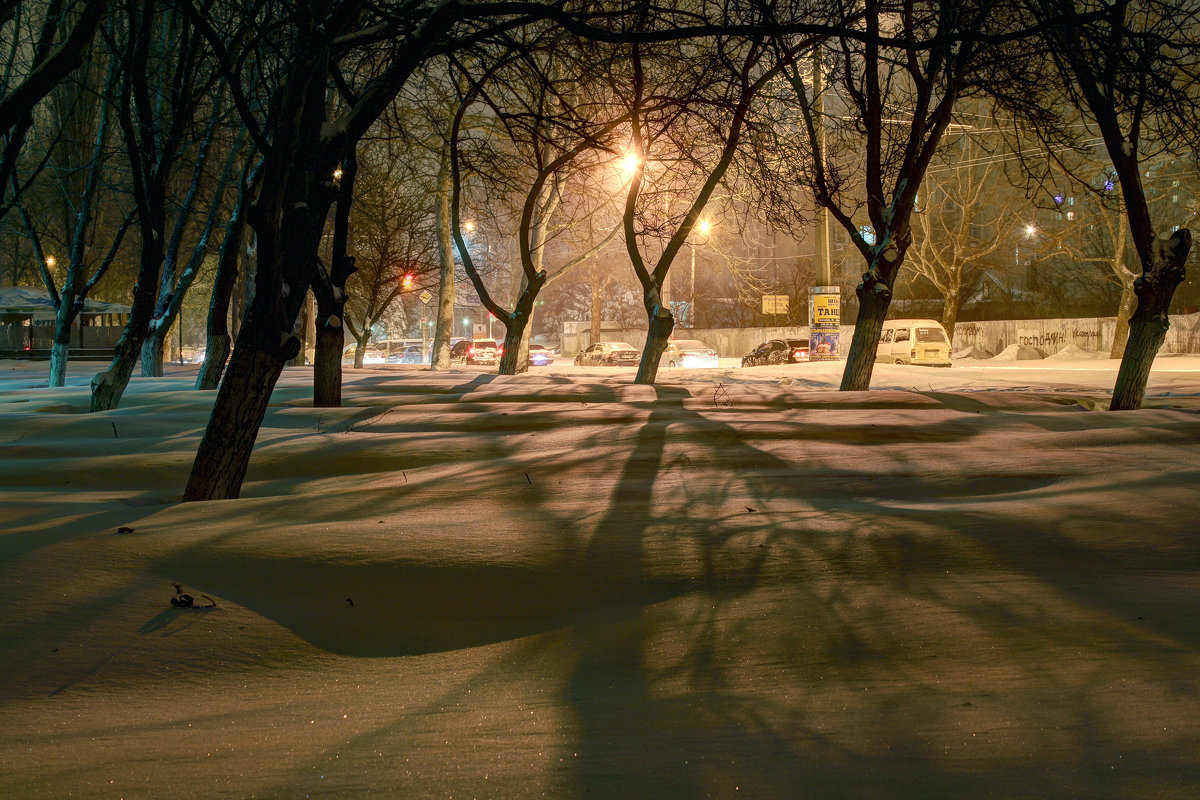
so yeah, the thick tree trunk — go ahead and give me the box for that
[840,267,895,391]
[1110,229,1191,411]
[183,343,288,500]
[90,239,165,411]
[940,289,961,342]
[140,329,165,377]
[498,322,527,374]
[49,342,69,387]
[634,308,674,385]
[496,273,544,375]
[313,310,344,406]
[1109,284,1135,359]
[196,332,230,390]
[48,298,78,387]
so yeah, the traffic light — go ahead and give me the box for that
[402,272,414,289]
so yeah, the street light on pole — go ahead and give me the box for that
[689,219,711,327]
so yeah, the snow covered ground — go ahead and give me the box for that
[2,354,1199,799]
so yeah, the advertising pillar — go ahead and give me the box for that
[808,286,841,360]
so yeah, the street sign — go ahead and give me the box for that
[761,294,789,315]
[419,290,432,304]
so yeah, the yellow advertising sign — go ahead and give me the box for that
[812,294,840,325]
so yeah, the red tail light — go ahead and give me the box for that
[468,347,476,357]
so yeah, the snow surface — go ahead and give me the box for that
[2,356,1200,799]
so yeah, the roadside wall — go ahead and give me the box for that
[953,312,1200,356]
[562,311,1200,358]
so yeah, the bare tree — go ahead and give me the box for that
[448,36,629,374]
[908,120,1022,338]
[338,139,437,373]
[181,1,598,500]
[10,46,133,386]
[778,0,1014,390]
[618,32,802,384]
[90,0,217,411]
[1029,0,1199,409]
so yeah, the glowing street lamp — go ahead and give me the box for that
[688,220,712,327]
[45,255,56,268]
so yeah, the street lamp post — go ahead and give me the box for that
[689,219,711,328]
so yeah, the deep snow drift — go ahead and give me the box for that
[2,357,1199,799]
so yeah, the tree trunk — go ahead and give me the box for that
[313,307,344,406]
[1110,228,1191,411]
[940,288,961,342]
[313,150,357,406]
[49,342,69,387]
[140,329,165,377]
[197,332,231,390]
[183,344,287,500]
[840,267,895,391]
[90,234,165,411]
[496,272,544,375]
[498,321,527,374]
[1109,284,1135,359]
[48,298,78,387]
[197,209,245,390]
[430,143,455,370]
[634,308,674,385]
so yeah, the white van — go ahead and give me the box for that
[875,318,952,367]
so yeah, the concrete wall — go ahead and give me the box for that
[562,311,1200,358]
[952,312,1200,356]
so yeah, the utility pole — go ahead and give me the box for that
[808,50,840,361]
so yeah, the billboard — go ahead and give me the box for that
[808,286,841,361]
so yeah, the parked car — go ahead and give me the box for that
[342,344,386,364]
[662,339,719,368]
[528,343,554,366]
[387,344,424,364]
[875,319,952,367]
[741,338,810,367]
[574,341,640,366]
[450,338,500,366]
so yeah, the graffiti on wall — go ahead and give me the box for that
[956,323,981,345]
[1017,329,1066,350]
